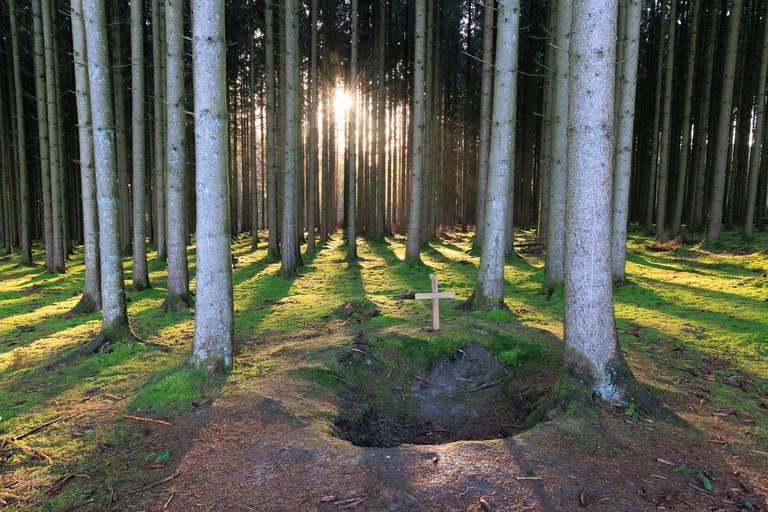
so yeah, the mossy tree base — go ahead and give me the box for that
[68,292,101,315]
[404,255,422,267]
[130,279,152,293]
[539,278,560,300]
[44,323,169,371]
[456,291,508,312]
[162,292,194,312]
[264,248,281,263]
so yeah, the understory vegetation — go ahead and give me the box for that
[0,227,766,509]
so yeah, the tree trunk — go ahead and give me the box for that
[131,0,150,290]
[83,0,138,344]
[565,0,629,401]
[744,5,768,236]
[655,0,678,240]
[610,0,642,283]
[475,0,495,249]
[163,0,191,310]
[279,0,300,276]
[152,0,167,262]
[645,12,667,235]
[544,0,570,291]
[190,0,234,371]
[707,0,743,241]
[42,0,65,273]
[8,0,32,265]
[346,0,359,260]
[472,0,519,310]
[265,0,279,260]
[375,0,387,239]
[404,0,426,265]
[71,0,101,313]
[250,35,260,249]
[307,0,319,253]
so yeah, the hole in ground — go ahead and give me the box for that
[332,342,555,447]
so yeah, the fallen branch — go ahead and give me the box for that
[3,440,52,464]
[458,378,504,394]
[122,414,172,426]
[515,477,542,481]
[10,415,67,441]
[412,374,436,387]
[130,472,180,494]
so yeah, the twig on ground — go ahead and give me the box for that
[130,472,180,494]
[458,378,504,394]
[122,414,171,426]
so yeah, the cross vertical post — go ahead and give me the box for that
[414,275,456,330]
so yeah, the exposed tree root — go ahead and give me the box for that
[67,293,100,316]
[130,279,152,293]
[162,292,194,312]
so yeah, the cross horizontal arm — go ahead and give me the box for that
[415,292,456,300]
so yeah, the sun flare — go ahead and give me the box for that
[334,87,354,118]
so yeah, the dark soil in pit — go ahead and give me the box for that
[332,342,556,447]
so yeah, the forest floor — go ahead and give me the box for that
[0,227,767,511]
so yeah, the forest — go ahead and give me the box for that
[0,0,766,509]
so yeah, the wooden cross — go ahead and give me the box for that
[415,276,455,331]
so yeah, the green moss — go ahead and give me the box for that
[131,367,213,417]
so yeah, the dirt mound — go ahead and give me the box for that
[333,343,554,447]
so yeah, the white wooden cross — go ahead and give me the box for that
[415,276,455,331]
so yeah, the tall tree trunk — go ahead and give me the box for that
[404,0,426,265]
[565,0,630,401]
[131,0,150,290]
[655,0,678,239]
[472,0,519,310]
[163,0,191,310]
[707,0,743,240]
[71,0,101,313]
[671,0,701,235]
[250,35,260,249]
[8,0,32,265]
[265,0,279,260]
[307,0,319,253]
[611,0,642,282]
[375,0,387,239]
[279,0,300,275]
[346,0,359,260]
[475,0,495,249]
[41,0,64,273]
[83,0,139,345]
[152,0,167,262]
[645,11,667,234]
[690,0,719,228]
[110,0,131,254]
[190,0,234,371]
[543,0,570,291]
[744,4,768,236]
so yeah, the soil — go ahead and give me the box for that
[115,329,767,512]
[333,343,552,447]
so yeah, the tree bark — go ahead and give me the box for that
[152,0,167,262]
[744,4,768,236]
[307,0,319,253]
[163,0,191,310]
[645,11,667,235]
[475,0,495,249]
[544,0,570,291]
[71,0,102,313]
[707,0,743,241]
[8,0,32,265]
[375,0,387,239]
[83,0,138,343]
[472,0,519,310]
[346,0,359,260]
[131,0,150,290]
[404,0,427,265]
[190,0,233,371]
[655,0,678,240]
[565,0,627,401]
[611,0,642,282]
[265,0,279,260]
[279,0,300,276]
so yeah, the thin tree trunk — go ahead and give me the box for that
[375,0,386,239]
[307,0,319,253]
[475,0,495,249]
[83,0,139,345]
[346,0,359,260]
[404,0,426,265]
[645,12,667,234]
[472,0,519,310]
[611,0,642,282]
[744,4,768,236]
[655,0,678,239]
[41,0,64,273]
[71,0,101,313]
[131,0,150,290]
[279,0,300,275]
[265,0,279,260]
[110,0,131,254]
[152,0,167,262]
[163,0,191,309]
[707,0,743,240]
[544,0,570,291]
[190,0,234,371]
[250,35,260,249]
[8,0,32,265]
